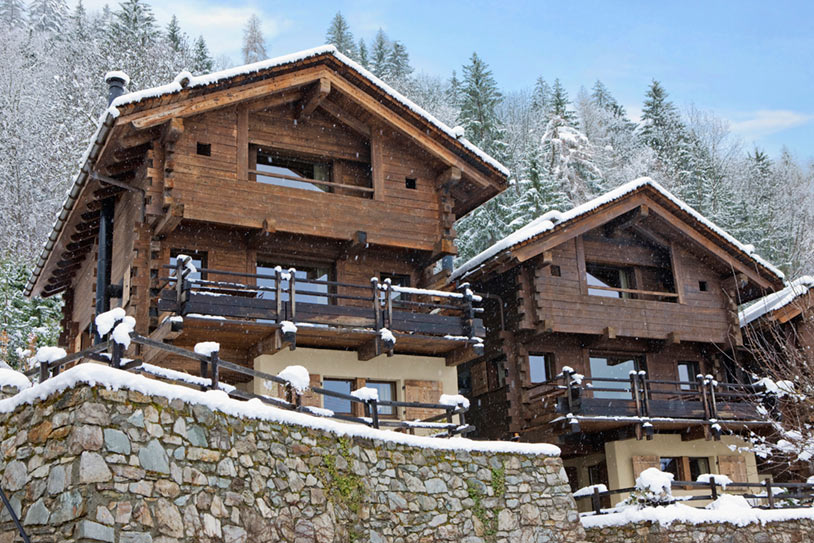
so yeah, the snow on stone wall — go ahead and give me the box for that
[0,375,587,543]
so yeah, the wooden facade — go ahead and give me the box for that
[453,182,785,473]
[27,48,507,388]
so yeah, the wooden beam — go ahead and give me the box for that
[357,337,382,361]
[667,332,680,345]
[370,126,385,201]
[153,203,184,238]
[541,250,553,267]
[603,326,617,340]
[237,105,248,181]
[246,90,303,113]
[340,230,368,260]
[247,217,276,248]
[604,205,649,237]
[295,78,331,120]
[445,344,481,367]
[249,329,294,359]
[122,66,326,129]
[318,99,371,137]
[161,117,184,144]
[436,166,462,189]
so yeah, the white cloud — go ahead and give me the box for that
[729,110,814,139]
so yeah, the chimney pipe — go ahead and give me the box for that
[104,71,130,106]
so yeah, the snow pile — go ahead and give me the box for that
[379,328,396,345]
[635,468,674,504]
[280,321,298,334]
[175,254,198,276]
[706,494,752,511]
[104,70,130,86]
[452,177,785,282]
[439,394,471,410]
[277,365,310,393]
[740,275,814,326]
[574,484,608,498]
[137,363,235,393]
[193,342,220,356]
[95,307,127,336]
[753,377,796,398]
[111,316,136,348]
[0,364,561,456]
[35,346,67,364]
[351,387,379,402]
[0,369,32,391]
[696,473,733,489]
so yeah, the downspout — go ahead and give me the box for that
[94,72,129,342]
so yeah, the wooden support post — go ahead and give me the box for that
[765,479,774,509]
[199,358,208,391]
[631,372,643,441]
[39,360,49,383]
[209,351,219,391]
[288,268,296,321]
[370,126,385,201]
[602,326,616,340]
[709,477,718,500]
[369,400,379,429]
[699,374,712,441]
[111,338,123,369]
[275,267,283,322]
[592,486,602,515]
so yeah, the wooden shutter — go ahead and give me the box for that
[471,361,488,397]
[404,379,442,420]
[632,455,661,479]
[718,455,748,483]
[301,374,322,408]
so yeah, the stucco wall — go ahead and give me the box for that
[0,372,587,543]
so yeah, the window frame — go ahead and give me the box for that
[365,380,398,418]
[321,378,354,415]
[586,261,637,299]
[677,361,701,390]
[588,352,648,400]
[256,257,335,306]
[528,352,556,385]
[251,145,334,193]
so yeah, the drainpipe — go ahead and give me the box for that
[94,72,129,342]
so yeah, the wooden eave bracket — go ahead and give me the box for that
[340,231,368,260]
[296,78,331,120]
[445,344,482,367]
[604,204,649,237]
[358,335,394,361]
[250,329,295,359]
[248,218,277,248]
[153,202,184,239]
[436,166,462,190]
[160,118,185,145]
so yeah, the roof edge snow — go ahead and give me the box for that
[739,275,814,327]
[450,177,786,284]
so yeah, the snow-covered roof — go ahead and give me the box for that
[740,276,814,327]
[451,177,785,283]
[25,45,508,297]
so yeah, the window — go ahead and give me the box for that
[659,457,680,479]
[699,281,708,292]
[487,357,507,390]
[322,378,353,414]
[688,457,710,481]
[380,272,411,303]
[196,142,211,156]
[589,353,647,399]
[170,249,207,281]
[677,361,701,390]
[586,262,635,298]
[256,260,333,305]
[564,466,580,493]
[550,265,561,277]
[528,353,555,384]
[405,177,417,190]
[366,381,396,417]
[253,147,332,193]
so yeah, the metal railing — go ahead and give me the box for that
[30,321,473,438]
[0,485,30,543]
[156,257,485,351]
[576,477,814,515]
[531,368,780,439]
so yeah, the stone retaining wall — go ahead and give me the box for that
[0,377,588,543]
[585,518,814,543]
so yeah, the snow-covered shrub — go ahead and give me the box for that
[623,468,674,507]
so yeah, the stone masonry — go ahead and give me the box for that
[0,376,588,543]
[584,518,814,543]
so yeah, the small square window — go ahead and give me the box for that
[405,177,417,190]
[197,142,211,156]
[550,265,561,277]
[529,353,555,384]
[699,281,708,292]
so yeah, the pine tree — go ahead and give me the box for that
[166,14,184,53]
[386,40,411,80]
[68,0,87,40]
[109,0,158,48]
[447,70,462,111]
[370,29,390,78]
[548,79,578,126]
[459,52,505,157]
[325,11,356,58]
[192,35,213,74]
[27,0,66,33]
[242,14,267,64]
[0,0,26,28]
[357,38,369,68]
[532,76,551,113]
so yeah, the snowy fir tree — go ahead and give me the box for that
[369,29,390,79]
[458,52,506,158]
[0,0,26,28]
[242,14,267,64]
[387,41,412,81]
[325,11,356,58]
[166,14,185,52]
[357,38,369,68]
[27,0,66,33]
[192,35,214,74]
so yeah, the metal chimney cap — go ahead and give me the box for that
[104,71,130,87]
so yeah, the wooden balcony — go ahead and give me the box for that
[155,258,485,366]
[529,369,780,441]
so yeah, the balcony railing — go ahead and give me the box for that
[156,258,485,354]
[531,368,781,440]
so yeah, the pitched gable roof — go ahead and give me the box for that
[740,276,814,327]
[451,177,785,287]
[25,45,508,297]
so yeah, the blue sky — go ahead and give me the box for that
[82,0,813,160]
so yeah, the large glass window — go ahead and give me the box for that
[589,353,647,399]
[677,361,701,390]
[253,147,332,192]
[659,457,680,479]
[529,353,556,384]
[366,381,396,417]
[322,378,353,414]
[256,261,332,305]
[688,457,710,481]
[586,262,635,298]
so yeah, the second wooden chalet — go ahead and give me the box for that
[24,46,508,421]
[449,178,787,500]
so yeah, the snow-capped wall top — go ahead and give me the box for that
[740,275,814,327]
[111,44,509,176]
[451,177,785,283]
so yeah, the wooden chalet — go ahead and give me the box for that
[24,46,508,420]
[449,178,787,500]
